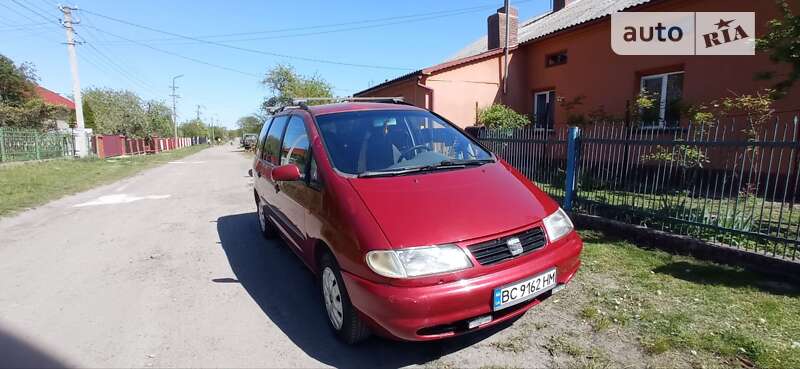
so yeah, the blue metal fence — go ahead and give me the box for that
[476,116,800,261]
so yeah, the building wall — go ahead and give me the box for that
[519,0,799,125]
[355,78,431,110]
[361,0,798,129]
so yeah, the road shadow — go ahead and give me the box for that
[216,212,514,368]
[0,326,70,368]
[653,261,800,297]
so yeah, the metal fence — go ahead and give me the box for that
[476,116,800,261]
[0,127,75,163]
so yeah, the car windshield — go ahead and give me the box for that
[315,109,492,176]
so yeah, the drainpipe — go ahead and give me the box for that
[417,75,434,111]
[503,0,510,94]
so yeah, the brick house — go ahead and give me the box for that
[354,0,799,129]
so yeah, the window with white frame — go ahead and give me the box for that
[533,90,556,129]
[639,71,684,127]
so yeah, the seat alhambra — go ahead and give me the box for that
[250,100,582,343]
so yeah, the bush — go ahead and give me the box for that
[477,104,530,129]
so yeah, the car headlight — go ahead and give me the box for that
[542,207,574,242]
[366,244,473,278]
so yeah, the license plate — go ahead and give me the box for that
[493,268,557,311]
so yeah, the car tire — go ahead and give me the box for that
[319,251,370,344]
[256,197,277,239]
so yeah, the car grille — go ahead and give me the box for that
[467,227,546,266]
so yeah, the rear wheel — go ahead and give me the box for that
[256,196,277,239]
[319,252,370,344]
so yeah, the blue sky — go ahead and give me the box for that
[0,0,552,128]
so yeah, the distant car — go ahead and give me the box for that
[242,134,258,150]
[250,101,583,343]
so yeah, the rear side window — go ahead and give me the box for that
[257,117,272,157]
[280,115,310,178]
[263,115,288,164]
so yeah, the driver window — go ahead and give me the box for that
[280,115,310,179]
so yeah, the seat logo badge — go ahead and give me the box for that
[507,238,523,256]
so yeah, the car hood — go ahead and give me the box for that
[347,162,558,248]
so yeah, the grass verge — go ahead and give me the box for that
[574,229,800,368]
[0,145,207,217]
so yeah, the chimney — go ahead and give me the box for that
[553,0,579,12]
[487,5,518,50]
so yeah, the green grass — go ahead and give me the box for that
[0,145,207,217]
[575,229,800,369]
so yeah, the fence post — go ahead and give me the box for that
[563,126,581,211]
[0,128,5,162]
[34,131,41,160]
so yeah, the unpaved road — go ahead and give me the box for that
[0,146,639,368]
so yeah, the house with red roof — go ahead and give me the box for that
[35,86,75,129]
[355,0,799,130]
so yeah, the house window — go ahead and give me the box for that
[533,90,556,129]
[545,51,568,67]
[639,71,684,127]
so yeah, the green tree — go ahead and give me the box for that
[0,54,37,105]
[83,88,148,137]
[237,115,263,134]
[144,100,174,137]
[81,100,96,130]
[261,64,333,109]
[179,118,207,137]
[756,0,800,97]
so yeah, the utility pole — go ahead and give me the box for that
[60,5,88,157]
[196,105,202,121]
[170,74,183,140]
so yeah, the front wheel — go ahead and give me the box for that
[319,252,370,344]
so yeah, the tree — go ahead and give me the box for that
[756,0,800,97]
[237,115,263,134]
[83,88,147,137]
[144,100,174,137]
[179,118,207,137]
[0,54,37,106]
[261,64,334,110]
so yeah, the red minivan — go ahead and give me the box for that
[251,101,582,343]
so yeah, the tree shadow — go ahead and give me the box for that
[652,261,800,297]
[0,326,71,369]
[216,212,515,368]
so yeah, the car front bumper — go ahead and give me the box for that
[341,232,583,341]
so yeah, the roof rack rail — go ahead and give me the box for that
[291,96,410,106]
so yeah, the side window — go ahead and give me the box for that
[264,115,289,164]
[257,117,272,158]
[280,115,310,178]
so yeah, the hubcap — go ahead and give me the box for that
[257,200,266,231]
[322,267,344,330]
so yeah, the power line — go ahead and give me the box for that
[93,2,527,45]
[82,24,262,78]
[79,8,414,71]
[125,6,507,46]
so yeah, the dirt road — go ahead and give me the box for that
[0,146,635,368]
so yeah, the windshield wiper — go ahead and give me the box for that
[357,159,494,178]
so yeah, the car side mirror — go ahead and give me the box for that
[248,169,253,177]
[272,164,301,181]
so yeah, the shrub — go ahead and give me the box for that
[477,104,530,129]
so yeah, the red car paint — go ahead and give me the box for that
[252,102,582,341]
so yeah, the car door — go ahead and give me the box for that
[256,115,289,215]
[275,114,316,258]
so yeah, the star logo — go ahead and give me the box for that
[715,19,735,29]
